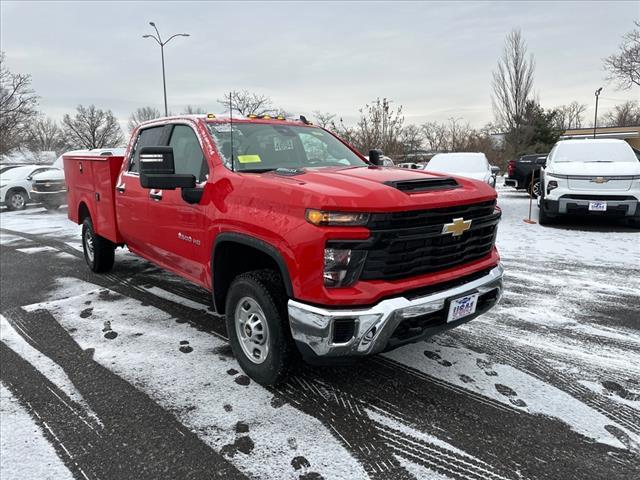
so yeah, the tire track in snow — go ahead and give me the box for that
[1,308,247,480]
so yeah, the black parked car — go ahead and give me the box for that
[504,153,548,197]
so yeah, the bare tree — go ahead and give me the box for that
[181,105,207,115]
[599,100,640,127]
[312,111,337,129]
[604,21,640,90]
[127,106,162,132]
[555,101,587,130]
[351,98,404,156]
[217,90,274,116]
[27,117,67,155]
[62,105,124,149]
[399,124,423,156]
[421,121,449,152]
[491,29,535,152]
[0,52,39,155]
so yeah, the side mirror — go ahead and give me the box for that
[368,149,383,166]
[490,165,500,176]
[139,146,195,190]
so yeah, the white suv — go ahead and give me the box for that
[538,139,640,225]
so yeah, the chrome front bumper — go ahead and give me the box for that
[288,264,504,357]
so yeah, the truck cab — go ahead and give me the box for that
[64,114,504,385]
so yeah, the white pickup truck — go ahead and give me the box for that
[538,139,640,225]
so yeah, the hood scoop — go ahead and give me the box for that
[384,177,459,193]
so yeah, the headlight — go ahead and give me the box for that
[324,247,367,287]
[306,209,369,226]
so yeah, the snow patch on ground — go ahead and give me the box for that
[0,385,74,480]
[384,342,630,449]
[0,314,101,427]
[22,281,369,480]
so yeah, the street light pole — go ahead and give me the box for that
[593,87,602,139]
[143,22,189,117]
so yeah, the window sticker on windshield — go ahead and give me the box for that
[238,155,262,164]
[274,137,294,152]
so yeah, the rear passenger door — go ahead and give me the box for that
[144,123,211,285]
[115,125,168,253]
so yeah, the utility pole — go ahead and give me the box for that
[143,22,190,116]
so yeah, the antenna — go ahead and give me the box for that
[229,92,235,172]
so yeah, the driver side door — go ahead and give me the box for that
[144,123,211,286]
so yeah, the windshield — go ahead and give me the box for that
[427,154,488,173]
[553,142,637,163]
[208,123,366,172]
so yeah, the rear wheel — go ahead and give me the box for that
[225,269,293,385]
[6,190,28,211]
[82,217,115,273]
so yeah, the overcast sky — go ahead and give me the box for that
[2,1,638,131]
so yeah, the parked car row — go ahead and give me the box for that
[0,148,125,211]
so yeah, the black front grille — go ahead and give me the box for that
[33,181,66,192]
[330,200,499,282]
[562,194,636,201]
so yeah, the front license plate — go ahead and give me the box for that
[589,201,607,211]
[447,293,479,323]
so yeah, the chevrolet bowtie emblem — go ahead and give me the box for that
[442,217,472,236]
[590,176,609,184]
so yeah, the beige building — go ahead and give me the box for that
[560,125,640,150]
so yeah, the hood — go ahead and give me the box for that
[245,166,496,211]
[32,169,64,181]
[549,161,640,177]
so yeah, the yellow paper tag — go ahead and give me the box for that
[237,154,261,164]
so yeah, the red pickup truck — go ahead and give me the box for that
[64,114,503,385]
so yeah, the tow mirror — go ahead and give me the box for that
[368,149,383,166]
[138,146,195,190]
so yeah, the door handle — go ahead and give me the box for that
[149,190,163,201]
[116,183,125,193]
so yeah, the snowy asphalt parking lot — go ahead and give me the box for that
[1,185,639,480]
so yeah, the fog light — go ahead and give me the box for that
[547,181,558,194]
[324,248,367,287]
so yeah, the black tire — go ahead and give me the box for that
[82,217,115,273]
[5,189,28,211]
[538,203,555,225]
[43,203,60,211]
[527,177,541,198]
[225,269,293,385]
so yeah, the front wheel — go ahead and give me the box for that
[6,190,28,211]
[538,203,555,225]
[82,217,115,273]
[225,270,293,385]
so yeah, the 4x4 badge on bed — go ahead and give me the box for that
[442,217,472,236]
